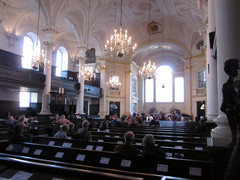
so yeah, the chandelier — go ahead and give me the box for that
[80,65,96,82]
[107,75,121,90]
[105,0,137,57]
[139,60,156,79]
[139,0,156,79]
[32,0,48,70]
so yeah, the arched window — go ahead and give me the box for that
[145,78,154,102]
[156,65,172,102]
[175,77,184,102]
[56,46,68,77]
[22,32,40,69]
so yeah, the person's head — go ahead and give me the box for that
[9,116,14,121]
[82,120,90,129]
[224,58,240,77]
[142,134,155,147]
[19,115,25,123]
[124,131,135,144]
[99,121,107,130]
[68,123,75,131]
[60,115,65,119]
[32,117,38,121]
[61,124,69,132]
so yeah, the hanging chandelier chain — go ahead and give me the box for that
[79,0,96,82]
[36,0,41,47]
[32,0,49,71]
[104,0,137,57]
[139,0,156,79]
[87,0,90,49]
[120,0,122,27]
[148,0,150,55]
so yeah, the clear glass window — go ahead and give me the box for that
[56,46,68,77]
[19,92,38,107]
[198,70,206,88]
[22,33,40,69]
[145,78,154,102]
[22,36,34,69]
[175,77,184,102]
[156,66,172,102]
[19,92,30,107]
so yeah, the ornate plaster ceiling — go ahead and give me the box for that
[0,0,207,66]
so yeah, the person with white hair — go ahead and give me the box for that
[75,119,92,141]
[114,131,140,155]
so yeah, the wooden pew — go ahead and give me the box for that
[90,131,207,143]
[0,154,144,180]
[89,135,207,150]
[0,153,188,180]
[108,126,201,133]
[105,128,208,138]
[34,136,211,161]
[0,141,213,179]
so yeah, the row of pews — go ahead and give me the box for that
[0,119,214,179]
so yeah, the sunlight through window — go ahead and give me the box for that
[156,66,172,102]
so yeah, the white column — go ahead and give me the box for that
[211,0,240,145]
[40,41,54,114]
[76,57,86,115]
[125,67,132,114]
[98,65,107,118]
[206,0,218,122]
[184,61,192,115]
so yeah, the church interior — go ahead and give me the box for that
[0,0,239,179]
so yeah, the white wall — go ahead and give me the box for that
[0,88,19,101]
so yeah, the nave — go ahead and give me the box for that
[0,118,216,180]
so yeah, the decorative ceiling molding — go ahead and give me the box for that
[183,47,206,61]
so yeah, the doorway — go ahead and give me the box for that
[84,101,88,115]
[196,101,205,122]
[109,102,120,118]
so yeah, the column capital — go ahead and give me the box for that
[76,45,87,58]
[41,25,59,45]
[99,65,107,72]
[43,41,55,48]
[125,69,132,74]
[5,32,21,48]
[184,65,191,72]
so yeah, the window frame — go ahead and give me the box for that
[197,69,206,89]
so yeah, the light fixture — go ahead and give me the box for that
[139,0,156,79]
[81,65,96,82]
[107,75,121,90]
[106,54,121,90]
[32,0,48,70]
[80,0,96,82]
[105,0,137,57]
[139,60,157,79]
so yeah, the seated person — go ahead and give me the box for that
[75,120,92,141]
[10,115,27,142]
[5,115,16,128]
[114,131,140,156]
[30,116,38,123]
[54,115,71,124]
[54,124,69,139]
[68,122,75,134]
[97,121,110,133]
[142,134,166,159]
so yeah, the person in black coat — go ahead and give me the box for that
[142,134,166,159]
